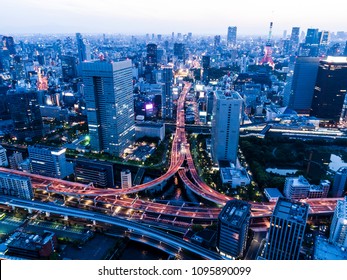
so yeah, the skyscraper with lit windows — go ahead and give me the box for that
[28,145,69,179]
[290,27,300,47]
[310,56,347,122]
[288,56,320,114]
[217,200,251,259]
[211,90,243,165]
[7,88,43,141]
[261,197,309,260]
[82,60,135,156]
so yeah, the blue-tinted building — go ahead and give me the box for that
[288,57,320,114]
[262,197,308,260]
[217,200,251,259]
[82,60,135,156]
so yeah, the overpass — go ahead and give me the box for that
[0,83,342,227]
[0,196,224,260]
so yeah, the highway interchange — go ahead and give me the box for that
[0,82,343,259]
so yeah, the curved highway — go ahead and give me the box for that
[0,83,343,222]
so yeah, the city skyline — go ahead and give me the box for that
[1,0,346,36]
[1,0,347,262]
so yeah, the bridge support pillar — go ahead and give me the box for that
[93,220,96,226]
[46,212,50,217]
[28,208,32,214]
[93,197,98,206]
[64,215,69,221]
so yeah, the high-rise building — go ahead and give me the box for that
[75,158,115,188]
[310,56,347,122]
[284,176,310,200]
[319,30,330,45]
[227,26,237,47]
[0,145,8,167]
[82,60,135,156]
[214,35,221,48]
[76,33,91,63]
[173,43,185,62]
[282,39,292,55]
[2,36,16,55]
[344,41,347,56]
[298,43,319,57]
[146,43,157,68]
[0,85,10,120]
[7,88,43,141]
[60,55,77,82]
[261,197,309,260]
[332,167,347,197]
[290,27,300,48]
[288,57,320,114]
[202,55,210,82]
[28,145,69,179]
[8,152,23,170]
[211,90,243,164]
[329,196,347,248]
[202,55,210,69]
[216,200,251,259]
[282,70,294,107]
[162,67,173,119]
[121,169,132,188]
[305,28,319,45]
[0,172,33,200]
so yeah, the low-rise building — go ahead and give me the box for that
[0,172,33,200]
[284,176,330,200]
[264,188,283,202]
[284,176,310,200]
[220,166,250,188]
[75,158,115,188]
[308,180,330,198]
[6,231,57,259]
[121,169,132,189]
[28,145,72,179]
[135,122,165,142]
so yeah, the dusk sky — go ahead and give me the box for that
[1,0,346,36]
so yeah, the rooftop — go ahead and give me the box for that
[324,56,347,64]
[28,145,66,153]
[314,236,347,260]
[288,176,310,187]
[0,171,30,182]
[215,90,243,101]
[220,167,248,180]
[273,197,309,224]
[219,200,251,228]
[337,167,347,174]
[135,122,164,128]
[7,231,55,251]
[264,188,283,198]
